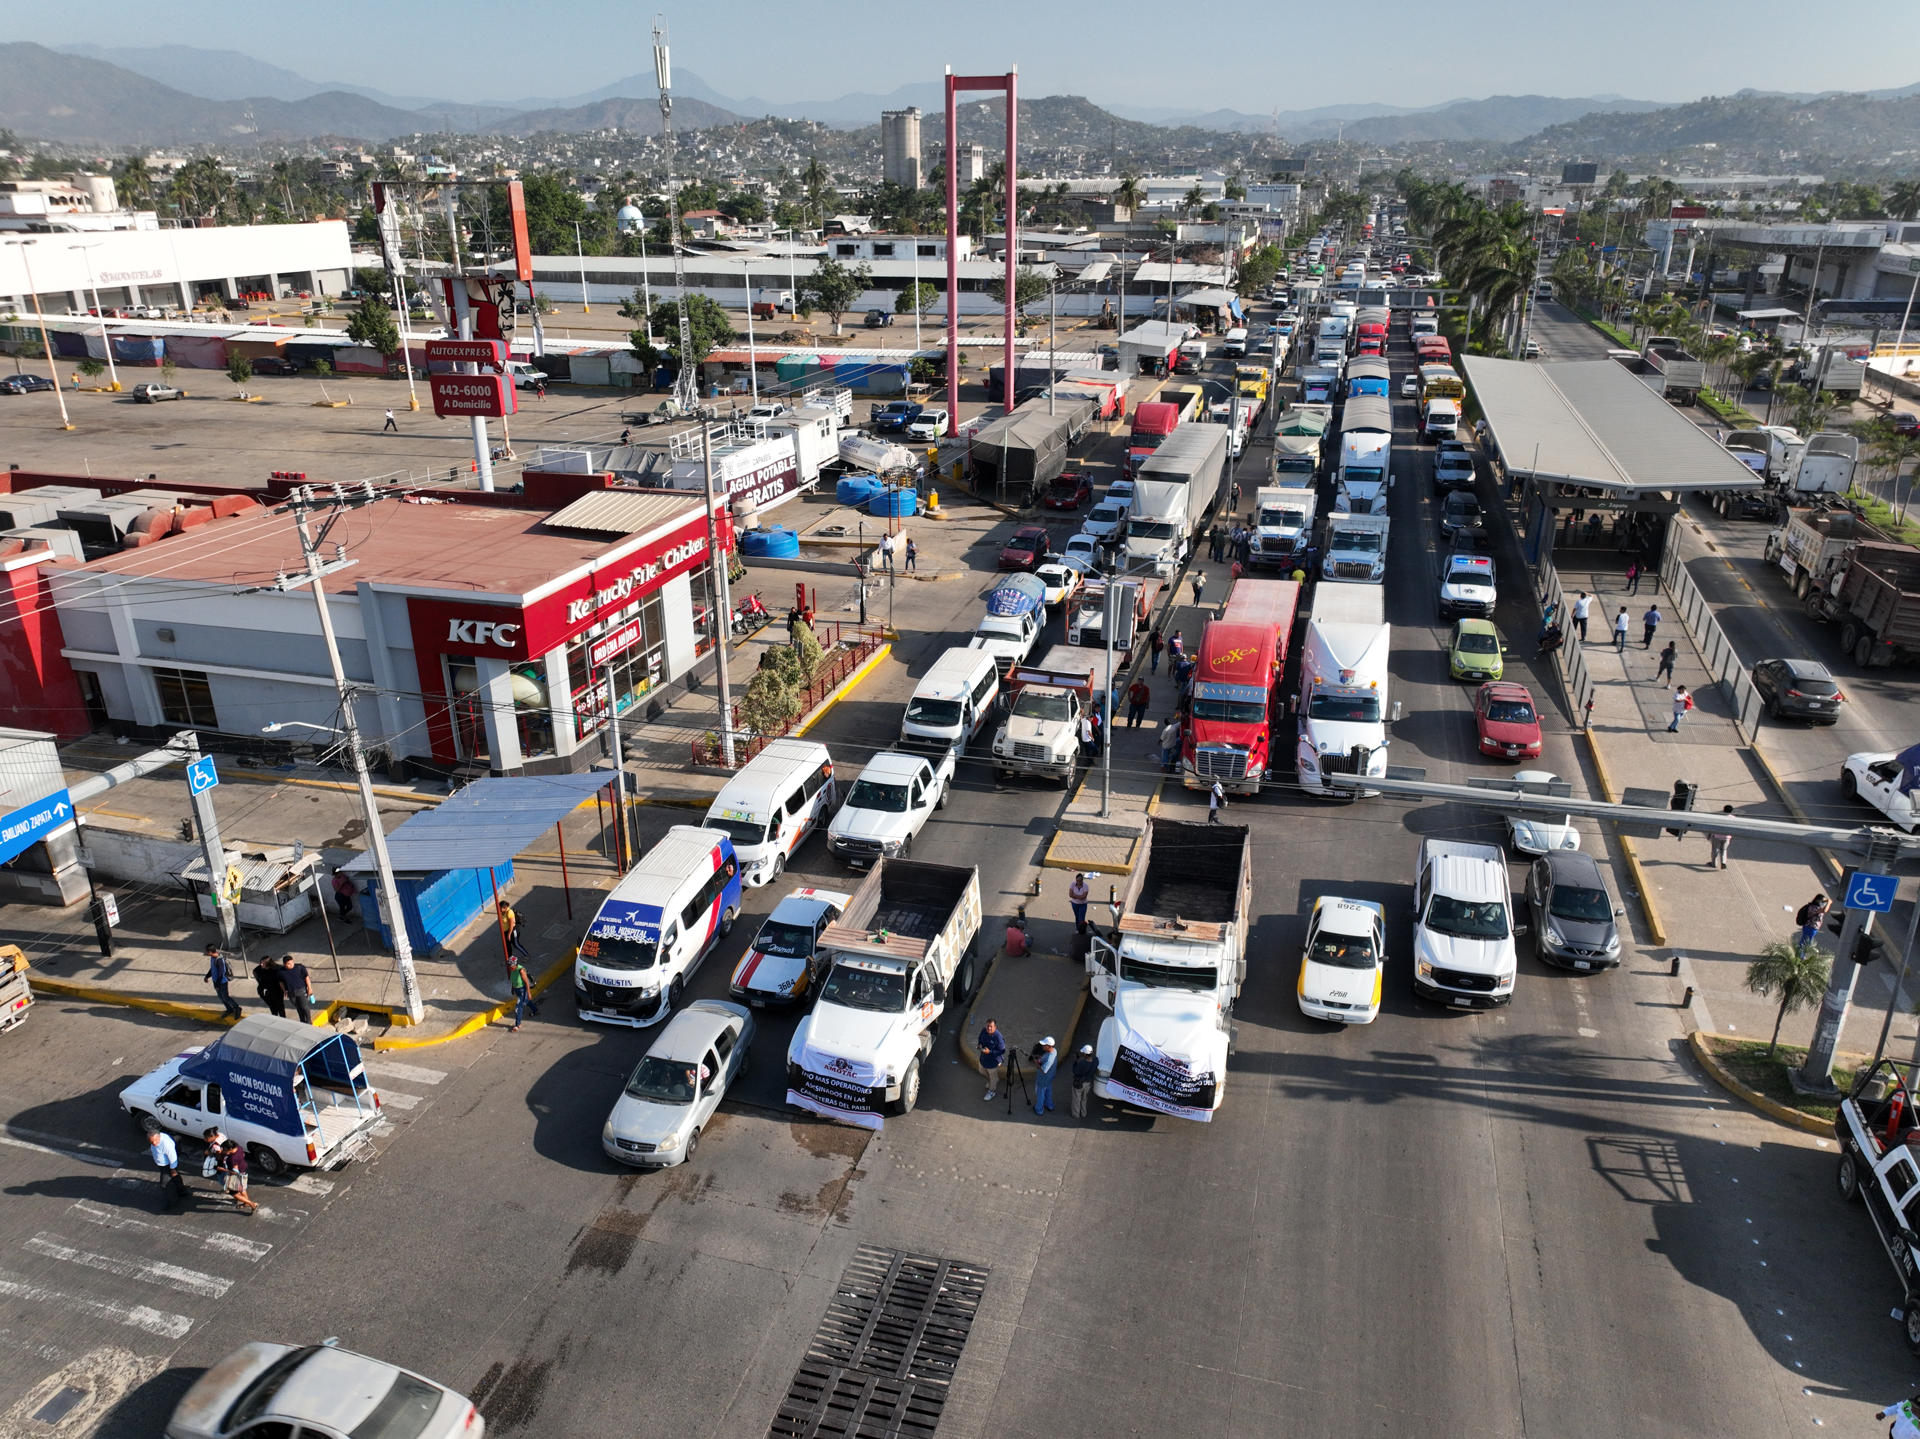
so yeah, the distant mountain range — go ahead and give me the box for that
[1519,90,1920,165]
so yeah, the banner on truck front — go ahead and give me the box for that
[1106,1025,1216,1122]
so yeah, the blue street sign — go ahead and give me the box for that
[186,755,219,796]
[1844,870,1897,914]
[0,788,74,867]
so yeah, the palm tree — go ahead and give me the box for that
[1745,939,1830,1056]
[801,156,831,231]
[115,153,154,210]
[1181,183,1206,217]
[1867,427,1920,525]
[1113,174,1144,217]
[1889,179,1920,223]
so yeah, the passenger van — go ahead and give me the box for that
[701,739,835,886]
[901,646,1000,753]
[575,826,742,1027]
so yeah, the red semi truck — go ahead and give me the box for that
[1126,400,1180,475]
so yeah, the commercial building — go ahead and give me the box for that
[0,222,355,314]
[955,143,987,189]
[881,108,924,190]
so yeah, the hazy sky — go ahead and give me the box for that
[19,0,1920,112]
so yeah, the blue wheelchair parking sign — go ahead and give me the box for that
[1844,871,1896,913]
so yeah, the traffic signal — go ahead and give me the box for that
[1666,780,1698,836]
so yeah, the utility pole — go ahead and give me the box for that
[700,424,736,765]
[1100,579,1115,819]
[182,732,241,957]
[1798,906,1873,1096]
[276,485,424,1023]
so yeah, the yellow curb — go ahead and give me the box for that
[1579,725,1669,947]
[793,642,891,737]
[1041,830,1138,874]
[369,950,574,1050]
[955,946,1090,1078]
[1751,742,1845,882]
[29,976,236,1027]
[1688,1030,1833,1136]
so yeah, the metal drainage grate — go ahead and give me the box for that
[769,1244,990,1439]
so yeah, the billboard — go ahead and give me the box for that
[426,338,506,369]
[430,373,516,419]
[1561,163,1599,186]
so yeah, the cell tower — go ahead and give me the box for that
[653,16,700,415]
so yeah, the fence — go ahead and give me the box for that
[1534,555,1596,723]
[1659,541,1763,738]
[689,625,888,769]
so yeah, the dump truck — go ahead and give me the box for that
[1641,336,1706,406]
[0,945,30,1033]
[1806,541,1920,667]
[1765,506,1886,598]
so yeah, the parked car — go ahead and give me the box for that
[1840,752,1920,832]
[0,374,55,394]
[1033,560,1084,608]
[1526,851,1623,971]
[864,308,894,328]
[1523,339,1542,359]
[1440,490,1488,547]
[1297,895,1387,1024]
[1043,471,1093,510]
[996,525,1051,572]
[165,1340,481,1439]
[1474,681,1542,760]
[132,382,184,403]
[1751,657,1845,725]
[729,888,850,1008]
[602,1000,754,1167]
[1449,618,1505,682]
[1891,412,1920,437]
[1505,770,1582,855]
[250,356,299,375]
[748,401,788,421]
[906,408,948,441]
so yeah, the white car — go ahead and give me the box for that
[729,888,850,1007]
[1105,477,1135,507]
[602,1000,754,1167]
[1033,560,1084,608]
[1841,752,1920,832]
[1061,533,1105,572]
[1505,770,1582,855]
[1083,500,1130,546]
[907,408,948,441]
[1401,374,1418,398]
[1298,896,1387,1024]
[167,1341,482,1439]
[748,401,788,421]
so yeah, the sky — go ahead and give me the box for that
[16,0,1920,115]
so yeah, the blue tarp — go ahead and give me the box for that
[984,573,1046,617]
[180,1016,368,1136]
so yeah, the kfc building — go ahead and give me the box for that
[50,489,734,775]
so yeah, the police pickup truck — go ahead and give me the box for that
[1835,1060,1920,1355]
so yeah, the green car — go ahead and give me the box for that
[1449,619,1506,682]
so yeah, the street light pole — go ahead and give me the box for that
[742,261,759,405]
[700,424,736,765]
[1892,263,1920,375]
[68,242,119,391]
[4,240,75,430]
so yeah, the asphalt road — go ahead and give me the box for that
[3,301,1909,1438]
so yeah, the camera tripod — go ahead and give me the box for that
[1002,1045,1033,1116]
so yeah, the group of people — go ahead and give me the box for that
[1207,520,1254,570]
[975,1021,1100,1118]
[145,1120,258,1215]
[202,946,315,1024]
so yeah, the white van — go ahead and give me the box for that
[575,827,743,1027]
[901,647,1000,753]
[701,739,835,886]
[1222,327,1249,356]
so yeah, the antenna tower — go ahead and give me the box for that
[653,16,700,414]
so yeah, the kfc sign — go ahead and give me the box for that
[564,536,708,625]
[447,617,522,649]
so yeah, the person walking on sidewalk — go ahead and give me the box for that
[878,532,895,573]
[507,956,539,1032]
[904,537,917,572]
[1159,717,1181,773]
[1625,560,1641,595]
[1150,630,1164,674]
[202,944,242,1020]
[278,955,313,1026]
[1708,805,1734,869]
[1126,678,1151,727]
[1642,604,1662,649]
[1068,873,1091,934]
[1209,779,1226,824]
[1613,608,1629,650]
[1655,640,1677,684]
[253,956,285,1018]
[1033,1037,1058,1115]
[382,408,398,433]
[1071,1044,1097,1118]
[1570,592,1591,642]
[1668,685,1692,732]
[497,899,530,961]
[146,1124,187,1212]
[978,1020,1006,1101]
[1191,569,1208,608]
[1796,893,1831,948]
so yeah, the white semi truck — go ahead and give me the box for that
[1294,582,1390,799]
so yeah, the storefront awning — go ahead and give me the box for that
[342,772,620,875]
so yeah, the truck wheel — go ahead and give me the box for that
[953,954,976,1004]
[1794,572,1809,599]
[1838,1150,1863,1202]
[1855,635,1876,668]
[936,783,948,811]
[894,1057,922,1115]
[249,1144,287,1179]
[1905,1302,1920,1358]
[668,976,685,1013]
[1841,768,1859,800]
[1840,622,1860,655]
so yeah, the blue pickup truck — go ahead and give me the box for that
[870,401,922,434]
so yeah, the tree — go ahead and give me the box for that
[226,353,254,388]
[895,280,939,316]
[1225,173,1247,202]
[1112,174,1144,217]
[77,358,103,382]
[988,264,1051,320]
[114,153,154,210]
[1745,939,1831,1056]
[801,156,833,230]
[1889,180,1920,223]
[498,171,595,258]
[719,191,767,225]
[628,292,736,371]
[346,296,402,358]
[1182,184,1206,216]
[798,255,871,335]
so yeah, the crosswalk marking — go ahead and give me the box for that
[364,1060,446,1085]
[376,1090,421,1111]
[283,1173,334,1197]
[0,1270,192,1340]
[69,1202,271,1261]
[24,1235,233,1300]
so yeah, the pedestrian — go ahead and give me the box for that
[1231,479,1242,512]
[786,606,802,650]
[1795,893,1831,948]
[1068,873,1091,933]
[904,537,917,572]
[507,955,539,1032]
[1033,1037,1058,1114]
[1173,654,1194,696]
[331,869,357,921]
[382,408,398,432]
[536,381,547,400]
[1168,631,1185,663]
[497,899,530,960]
[202,944,242,1020]
[146,1124,187,1211]
[1208,779,1226,824]
[620,427,632,445]
[1236,529,1252,566]
[278,954,313,1026]
[1642,604,1662,648]
[878,532,895,572]
[1613,607,1629,651]
[1127,678,1150,727]
[1625,560,1641,595]
[1571,591,1591,642]
[1655,640,1677,684]
[1089,706,1104,756]
[1875,1397,1920,1439]
[1080,711,1097,760]
[1708,804,1734,869]
[1208,523,1224,562]
[1150,630,1164,674]
[217,1139,258,1214]
[978,1020,1006,1101]
[1191,569,1208,607]
[1668,685,1692,732]
[252,955,286,1018]
[1158,717,1181,773]
[1070,1043,1097,1119]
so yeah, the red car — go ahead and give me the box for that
[1043,471,1093,509]
[1474,682,1543,760]
[996,525,1051,571]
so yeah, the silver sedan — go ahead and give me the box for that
[602,999,754,1168]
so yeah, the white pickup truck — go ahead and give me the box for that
[786,859,983,1126]
[968,607,1042,677]
[1834,1061,1920,1355]
[826,749,953,867]
[1411,838,1526,1009]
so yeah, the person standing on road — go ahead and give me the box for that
[1158,717,1181,773]
[331,870,357,922]
[1796,893,1831,949]
[1168,631,1185,664]
[1625,560,1641,595]
[878,532,895,573]
[217,1139,258,1215]
[1071,1044,1097,1119]
[1126,678,1151,727]
[1570,592,1591,642]
[1150,630,1164,674]
[1208,523,1224,563]
[1655,640,1678,684]
[1642,604,1662,649]
[202,944,242,1020]
[278,955,314,1026]
[1708,804,1734,869]
[1033,1037,1058,1115]
[382,408,398,433]
[1613,608,1629,650]
[1668,685,1692,732]
[1191,568,1208,608]
[1068,873,1091,934]
[146,1124,187,1212]
[1208,779,1226,824]
[252,955,285,1018]
[1080,712,1097,761]
[978,1020,1006,1102]
[507,956,538,1032]
[904,537,917,572]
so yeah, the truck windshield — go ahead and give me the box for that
[753,919,816,958]
[1344,466,1385,482]
[1425,896,1509,940]
[1192,696,1267,724]
[1330,530,1382,553]
[580,931,659,971]
[1258,508,1306,529]
[1310,929,1377,968]
[1132,520,1176,540]
[846,779,909,813]
[1308,693,1381,723]
[1549,885,1614,924]
[624,1056,697,1104]
[818,964,909,1012]
[1117,955,1219,992]
[703,815,768,848]
[905,696,963,728]
[1012,690,1074,722]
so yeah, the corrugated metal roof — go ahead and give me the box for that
[1177,287,1239,308]
[179,849,322,893]
[543,489,703,536]
[341,772,620,875]
[1460,357,1759,494]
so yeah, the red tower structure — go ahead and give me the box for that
[943,66,1017,437]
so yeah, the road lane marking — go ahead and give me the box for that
[0,1271,192,1339]
[0,1128,130,1170]
[24,1235,232,1299]
[364,1061,446,1085]
[69,1201,271,1261]
[375,1090,421,1111]
[282,1173,335,1197]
